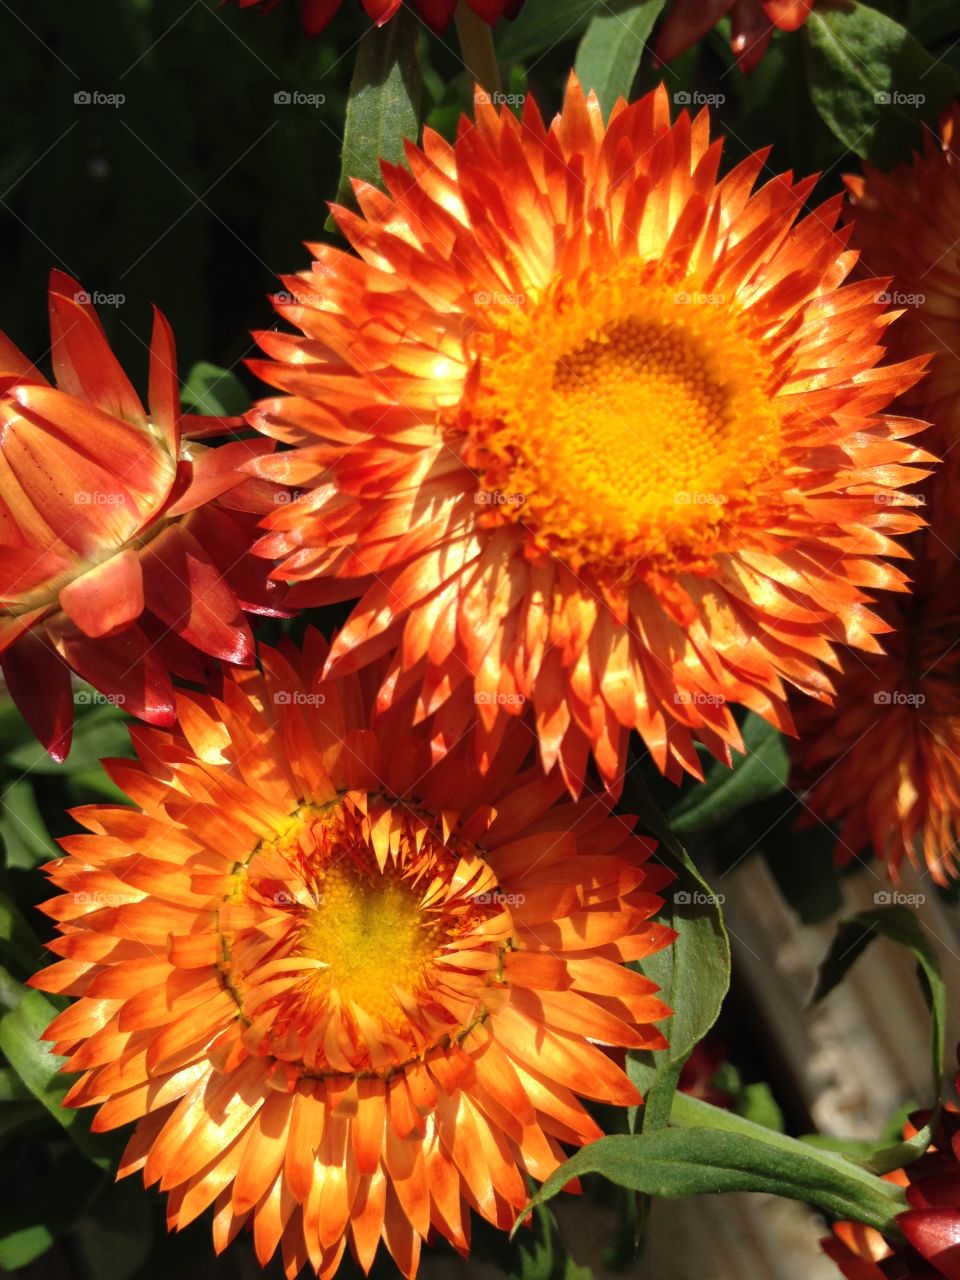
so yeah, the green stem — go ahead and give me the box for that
[455,1,501,96]
[670,1092,908,1236]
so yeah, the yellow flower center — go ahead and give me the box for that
[219,798,511,1075]
[463,263,781,573]
[299,861,446,1027]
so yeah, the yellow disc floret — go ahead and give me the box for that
[299,860,446,1027]
[463,261,782,573]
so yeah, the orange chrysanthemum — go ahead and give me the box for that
[30,631,673,1279]
[0,272,286,761]
[792,533,960,885]
[228,0,523,37]
[655,0,814,73]
[793,108,960,886]
[246,80,931,795]
[846,105,960,501]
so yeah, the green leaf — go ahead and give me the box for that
[0,986,112,1168]
[0,1146,105,1270]
[3,698,131,775]
[574,0,666,118]
[812,904,945,1171]
[0,888,42,974]
[509,1204,591,1280]
[670,713,789,840]
[74,1178,156,1280]
[0,1222,57,1270]
[497,0,594,64]
[804,4,960,167]
[736,1082,785,1134]
[813,904,945,1100]
[623,775,730,1132]
[522,1097,908,1236]
[180,361,250,417]
[0,778,59,870]
[334,8,421,211]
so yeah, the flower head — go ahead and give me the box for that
[0,272,285,761]
[792,529,960,886]
[824,1093,960,1280]
[794,108,960,886]
[246,79,930,795]
[30,631,673,1278]
[228,0,523,37]
[845,105,960,505]
[655,0,814,73]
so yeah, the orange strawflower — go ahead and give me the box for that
[655,1,814,73]
[228,0,523,37]
[792,532,960,886]
[30,631,673,1279]
[0,272,285,761]
[846,104,960,503]
[246,79,930,795]
[793,108,960,886]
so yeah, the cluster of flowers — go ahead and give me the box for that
[11,0,960,1275]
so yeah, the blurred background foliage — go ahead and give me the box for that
[3,1,960,1277]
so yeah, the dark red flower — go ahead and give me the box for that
[228,0,523,37]
[0,273,287,760]
[655,0,814,73]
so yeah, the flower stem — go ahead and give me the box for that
[455,1,501,96]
